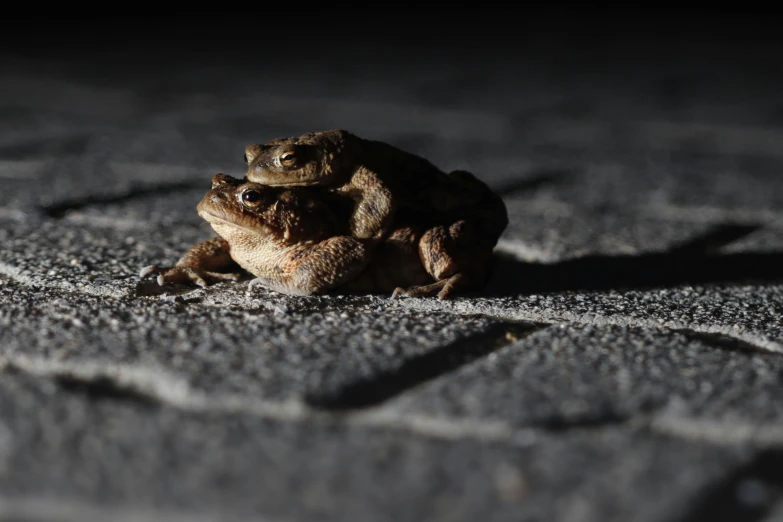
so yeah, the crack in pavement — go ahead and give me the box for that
[0,354,643,447]
[52,373,162,409]
[395,296,783,356]
[305,321,548,411]
[14,350,783,451]
[673,329,780,356]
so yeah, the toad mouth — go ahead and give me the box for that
[198,210,276,237]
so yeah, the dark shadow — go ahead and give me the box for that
[485,223,783,296]
[672,448,783,522]
[494,168,573,198]
[54,374,160,408]
[305,322,544,411]
[534,411,631,432]
[41,179,207,218]
[675,330,777,356]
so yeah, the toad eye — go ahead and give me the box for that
[241,189,264,207]
[279,150,297,167]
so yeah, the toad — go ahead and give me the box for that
[243,129,508,297]
[139,174,454,297]
[243,129,507,242]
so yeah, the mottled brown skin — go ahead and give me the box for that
[243,129,509,297]
[340,221,432,296]
[141,174,371,296]
[243,129,507,239]
[140,174,447,297]
[140,172,500,298]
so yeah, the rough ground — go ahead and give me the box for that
[2,16,783,522]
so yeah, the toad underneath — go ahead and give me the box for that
[140,174,492,298]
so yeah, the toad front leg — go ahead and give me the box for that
[341,167,396,241]
[139,236,243,287]
[245,236,372,296]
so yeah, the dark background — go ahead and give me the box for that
[6,10,783,78]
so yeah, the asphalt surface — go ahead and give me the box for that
[1,14,783,522]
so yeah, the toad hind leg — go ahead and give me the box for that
[391,273,464,300]
[407,220,494,299]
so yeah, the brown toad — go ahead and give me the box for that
[139,174,441,297]
[243,129,508,297]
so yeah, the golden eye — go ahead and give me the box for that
[241,189,263,207]
[279,150,296,166]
